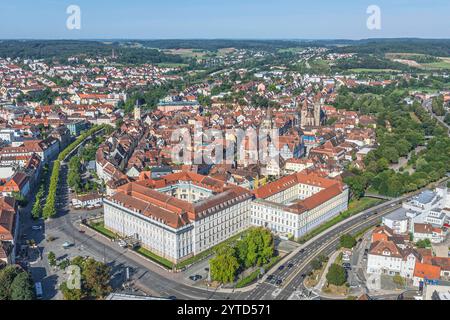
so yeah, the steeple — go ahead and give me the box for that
[134,100,141,121]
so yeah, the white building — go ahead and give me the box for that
[103,172,252,263]
[367,239,419,279]
[251,171,349,239]
[382,209,410,234]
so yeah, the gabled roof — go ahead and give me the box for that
[414,262,441,280]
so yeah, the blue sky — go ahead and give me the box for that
[1,0,449,39]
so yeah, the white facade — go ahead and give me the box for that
[104,198,193,262]
[367,251,417,279]
[103,183,253,263]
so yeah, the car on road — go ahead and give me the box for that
[267,275,274,282]
[299,249,305,254]
[343,263,352,270]
[118,240,127,248]
[189,275,202,281]
[62,242,74,249]
[278,265,285,271]
[300,273,306,279]
[287,263,294,269]
[78,229,85,234]
[275,279,283,286]
[31,226,42,231]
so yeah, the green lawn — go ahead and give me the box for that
[87,221,117,239]
[298,197,383,244]
[235,256,282,288]
[135,246,174,270]
[87,220,175,269]
[236,269,260,288]
[175,231,247,270]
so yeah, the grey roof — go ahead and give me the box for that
[383,208,408,221]
[416,190,436,205]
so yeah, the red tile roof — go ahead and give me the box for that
[414,262,441,280]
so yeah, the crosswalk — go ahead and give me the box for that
[288,289,320,300]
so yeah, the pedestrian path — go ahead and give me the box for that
[314,250,340,292]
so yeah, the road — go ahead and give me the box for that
[243,202,403,300]
[422,98,450,133]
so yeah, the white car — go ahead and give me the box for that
[32,226,42,231]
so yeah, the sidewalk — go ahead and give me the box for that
[314,250,341,292]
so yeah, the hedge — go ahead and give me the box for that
[42,125,108,219]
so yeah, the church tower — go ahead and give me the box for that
[134,104,141,121]
[300,96,323,128]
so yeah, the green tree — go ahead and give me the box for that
[393,275,405,288]
[311,258,323,270]
[326,264,347,286]
[82,258,112,299]
[60,282,83,300]
[0,265,21,300]
[416,238,431,248]
[48,251,57,267]
[210,245,239,284]
[340,234,357,249]
[10,272,34,300]
[344,175,366,199]
[241,227,274,267]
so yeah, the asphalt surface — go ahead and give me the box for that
[243,202,403,300]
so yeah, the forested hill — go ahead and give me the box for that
[0,40,184,64]
[1,39,450,62]
[330,38,450,57]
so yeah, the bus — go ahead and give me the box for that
[35,282,43,299]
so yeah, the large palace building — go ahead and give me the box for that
[103,171,348,263]
[103,171,253,263]
[251,172,349,239]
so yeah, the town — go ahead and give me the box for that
[1,36,450,302]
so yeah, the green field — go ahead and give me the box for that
[420,61,450,70]
[157,62,189,68]
[348,68,400,73]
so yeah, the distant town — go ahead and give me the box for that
[0,38,450,302]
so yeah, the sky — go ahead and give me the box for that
[1,0,449,39]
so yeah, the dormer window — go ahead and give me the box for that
[382,250,391,256]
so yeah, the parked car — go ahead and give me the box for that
[31,226,42,231]
[343,263,352,270]
[189,275,202,281]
